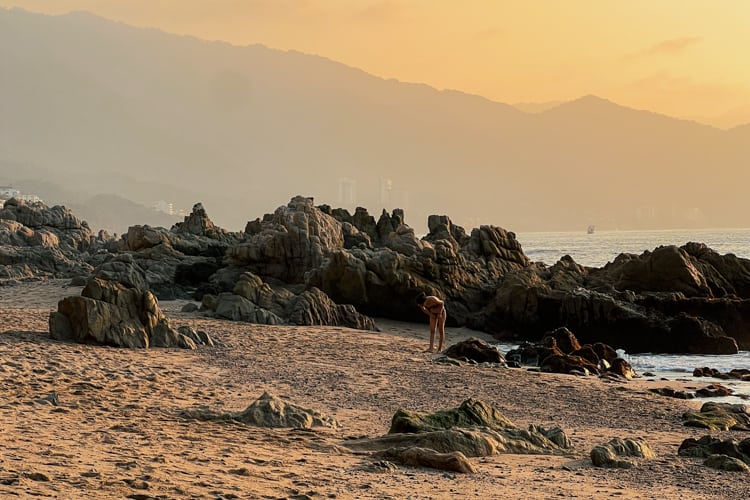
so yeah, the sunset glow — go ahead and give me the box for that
[3,0,749,128]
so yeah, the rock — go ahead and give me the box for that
[443,338,505,364]
[590,437,655,468]
[286,287,378,331]
[213,293,284,324]
[608,358,636,379]
[345,399,571,473]
[0,200,94,280]
[388,398,515,434]
[347,426,571,459]
[649,387,695,399]
[683,402,750,431]
[678,435,750,464]
[695,383,733,398]
[374,447,476,474]
[180,303,199,313]
[229,196,345,283]
[180,392,338,429]
[49,278,191,349]
[540,353,600,376]
[703,454,750,472]
[541,327,581,354]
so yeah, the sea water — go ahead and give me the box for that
[506,228,750,402]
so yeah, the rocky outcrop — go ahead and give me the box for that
[200,272,377,330]
[48,278,202,348]
[12,194,750,355]
[0,199,95,280]
[344,399,571,473]
[92,203,242,299]
[478,244,750,353]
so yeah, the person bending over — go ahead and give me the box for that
[416,292,447,352]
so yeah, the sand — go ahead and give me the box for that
[0,279,748,499]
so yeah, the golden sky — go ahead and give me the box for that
[4,0,750,127]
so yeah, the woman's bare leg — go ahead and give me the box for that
[427,315,437,351]
[437,309,447,352]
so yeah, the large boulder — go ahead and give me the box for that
[49,278,200,348]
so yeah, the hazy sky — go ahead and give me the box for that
[4,0,750,127]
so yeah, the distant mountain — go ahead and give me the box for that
[1,8,748,233]
[513,100,563,113]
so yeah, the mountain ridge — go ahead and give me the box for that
[1,7,747,233]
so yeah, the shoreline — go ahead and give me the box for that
[1,280,749,499]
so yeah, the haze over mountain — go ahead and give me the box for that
[2,8,748,234]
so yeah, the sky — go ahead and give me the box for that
[3,0,750,128]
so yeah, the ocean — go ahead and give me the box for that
[505,228,750,403]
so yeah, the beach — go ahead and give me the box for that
[1,280,748,499]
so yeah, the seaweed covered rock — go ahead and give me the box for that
[389,398,515,434]
[344,399,571,474]
[683,402,750,431]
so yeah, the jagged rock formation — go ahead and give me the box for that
[8,194,750,354]
[199,272,377,330]
[48,278,204,348]
[0,198,97,280]
[480,244,750,353]
[92,202,243,299]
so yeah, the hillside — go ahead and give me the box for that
[1,8,747,232]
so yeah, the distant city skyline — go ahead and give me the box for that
[2,1,749,128]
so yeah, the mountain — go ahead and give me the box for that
[1,8,748,233]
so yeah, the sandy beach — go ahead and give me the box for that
[1,280,748,499]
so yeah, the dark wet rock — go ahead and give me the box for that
[678,435,750,464]
[180,391,338,429]
[695,383,733,398]
[540,353,600,376]
[48,278,203,349]
[541,327,581,354]
[443,338,505,364]
[694,367,750,381]
[477,244,750,353]
[683,402,750,431]
[590,437,655,468]
[608,358,636,380]
[649,387,695,399]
